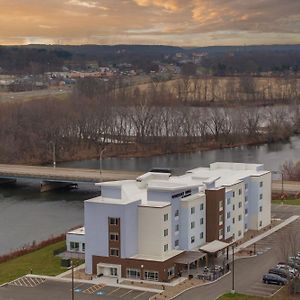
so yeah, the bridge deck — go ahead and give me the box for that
[0,164,142,183]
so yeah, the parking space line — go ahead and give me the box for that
[120,289,133,298]
[133,291,147,299]
[107,287,121,296]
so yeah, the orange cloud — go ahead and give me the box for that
[133,0,181,12]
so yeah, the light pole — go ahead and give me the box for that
[71,260,74,300]
[99,147,106,182]
[231,243,235,294]
[50,141,56,168]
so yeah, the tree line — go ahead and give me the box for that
[0,80,299,164]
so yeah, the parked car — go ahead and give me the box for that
[268,268,292,279]
[276,264,298,276]
[263,274,288,285]
[287,260,300,270]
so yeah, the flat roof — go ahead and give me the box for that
[175,251,207,265]
[200,240,233,254]
[67,227,85,235]
[130,250,183,262]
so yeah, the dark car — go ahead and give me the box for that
[268,268,292,279]
[263,274,288,285]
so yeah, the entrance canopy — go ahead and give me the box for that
[200,240,233,254]
[175,251,207,265]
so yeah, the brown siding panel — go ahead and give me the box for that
[205,188,225,242]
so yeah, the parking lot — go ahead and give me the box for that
[0,276,157,300]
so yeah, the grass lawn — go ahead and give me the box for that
[272,199,300,205]
[0,241,83,285]
[218,293,264,300]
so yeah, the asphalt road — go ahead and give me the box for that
[0,164,141,183]
[175,205,300,300]
[272,180,300,193]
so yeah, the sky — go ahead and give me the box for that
[0,0,300,46]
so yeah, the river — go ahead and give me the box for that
[0,136,300,255]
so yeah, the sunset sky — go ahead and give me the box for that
[1,0,300,46]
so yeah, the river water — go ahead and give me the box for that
[0,136,300,255]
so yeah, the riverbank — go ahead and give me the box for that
[15,133,296,166]
[0,240,83,285]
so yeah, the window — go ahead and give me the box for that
[219,214,223,225]
[245,208,248,215]
[109,218,119,225]
[200,203,204,211]
[239,188,242,195]
[200,232,204,239]
[164,229,168,237]
[232,191,235,198]
[175,239,179,247]
[227,226,230,233]
[168,267,175,278]
[219,229,223,239]
[232,204,235,211]
[219,200,223,211]
[175,224,179,232]
[164,214,168,222]
[144,271,159,281]
[245,224,248,230]
[227,212,231,219]
[191,207,195,214]
[259,220,263,227]
[260,181,263,187]
[110,268,118,276]
[70,242,79,250]
[200,218,204,225]
[259,206,262,212]
[245,183,248,190]
[110,248,119,257]
[227,198,231,205]
[82,243,85,252]
[175,210,179,218]
[238,215,242,221]
[238,202,242,208]
[164,244,168,252]
[238,230,242,237]
[191,221,195,229]
[191,236,195,244]
[232,217,235,224]
[259,194,263,200]
[127,268,140,279]
[245,196,248,203]
[110,233,119,241]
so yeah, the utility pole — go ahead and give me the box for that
[231,244,235,294]
[99,147,106,182]
[71,260,74,300]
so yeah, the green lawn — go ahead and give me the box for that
[0,241,83,285]
[272,199,300,205]
[218,293,265,300]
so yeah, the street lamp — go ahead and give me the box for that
[99,147,106,182]
[50,141,56,168]
[231,243,235,294]
[71,260,74,300]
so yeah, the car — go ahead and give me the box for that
[268,268,292,279]
[263,274,288,285]
[276,264,298,276]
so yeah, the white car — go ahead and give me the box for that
[276,264,298,276]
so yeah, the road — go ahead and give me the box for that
[175,204,300,300]
[272,180,300,193]
[0,164,141,183]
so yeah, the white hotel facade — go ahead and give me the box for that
[67,162,271,282]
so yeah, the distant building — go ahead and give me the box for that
[68,162,271,282]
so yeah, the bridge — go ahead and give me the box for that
[0,164,142,192]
